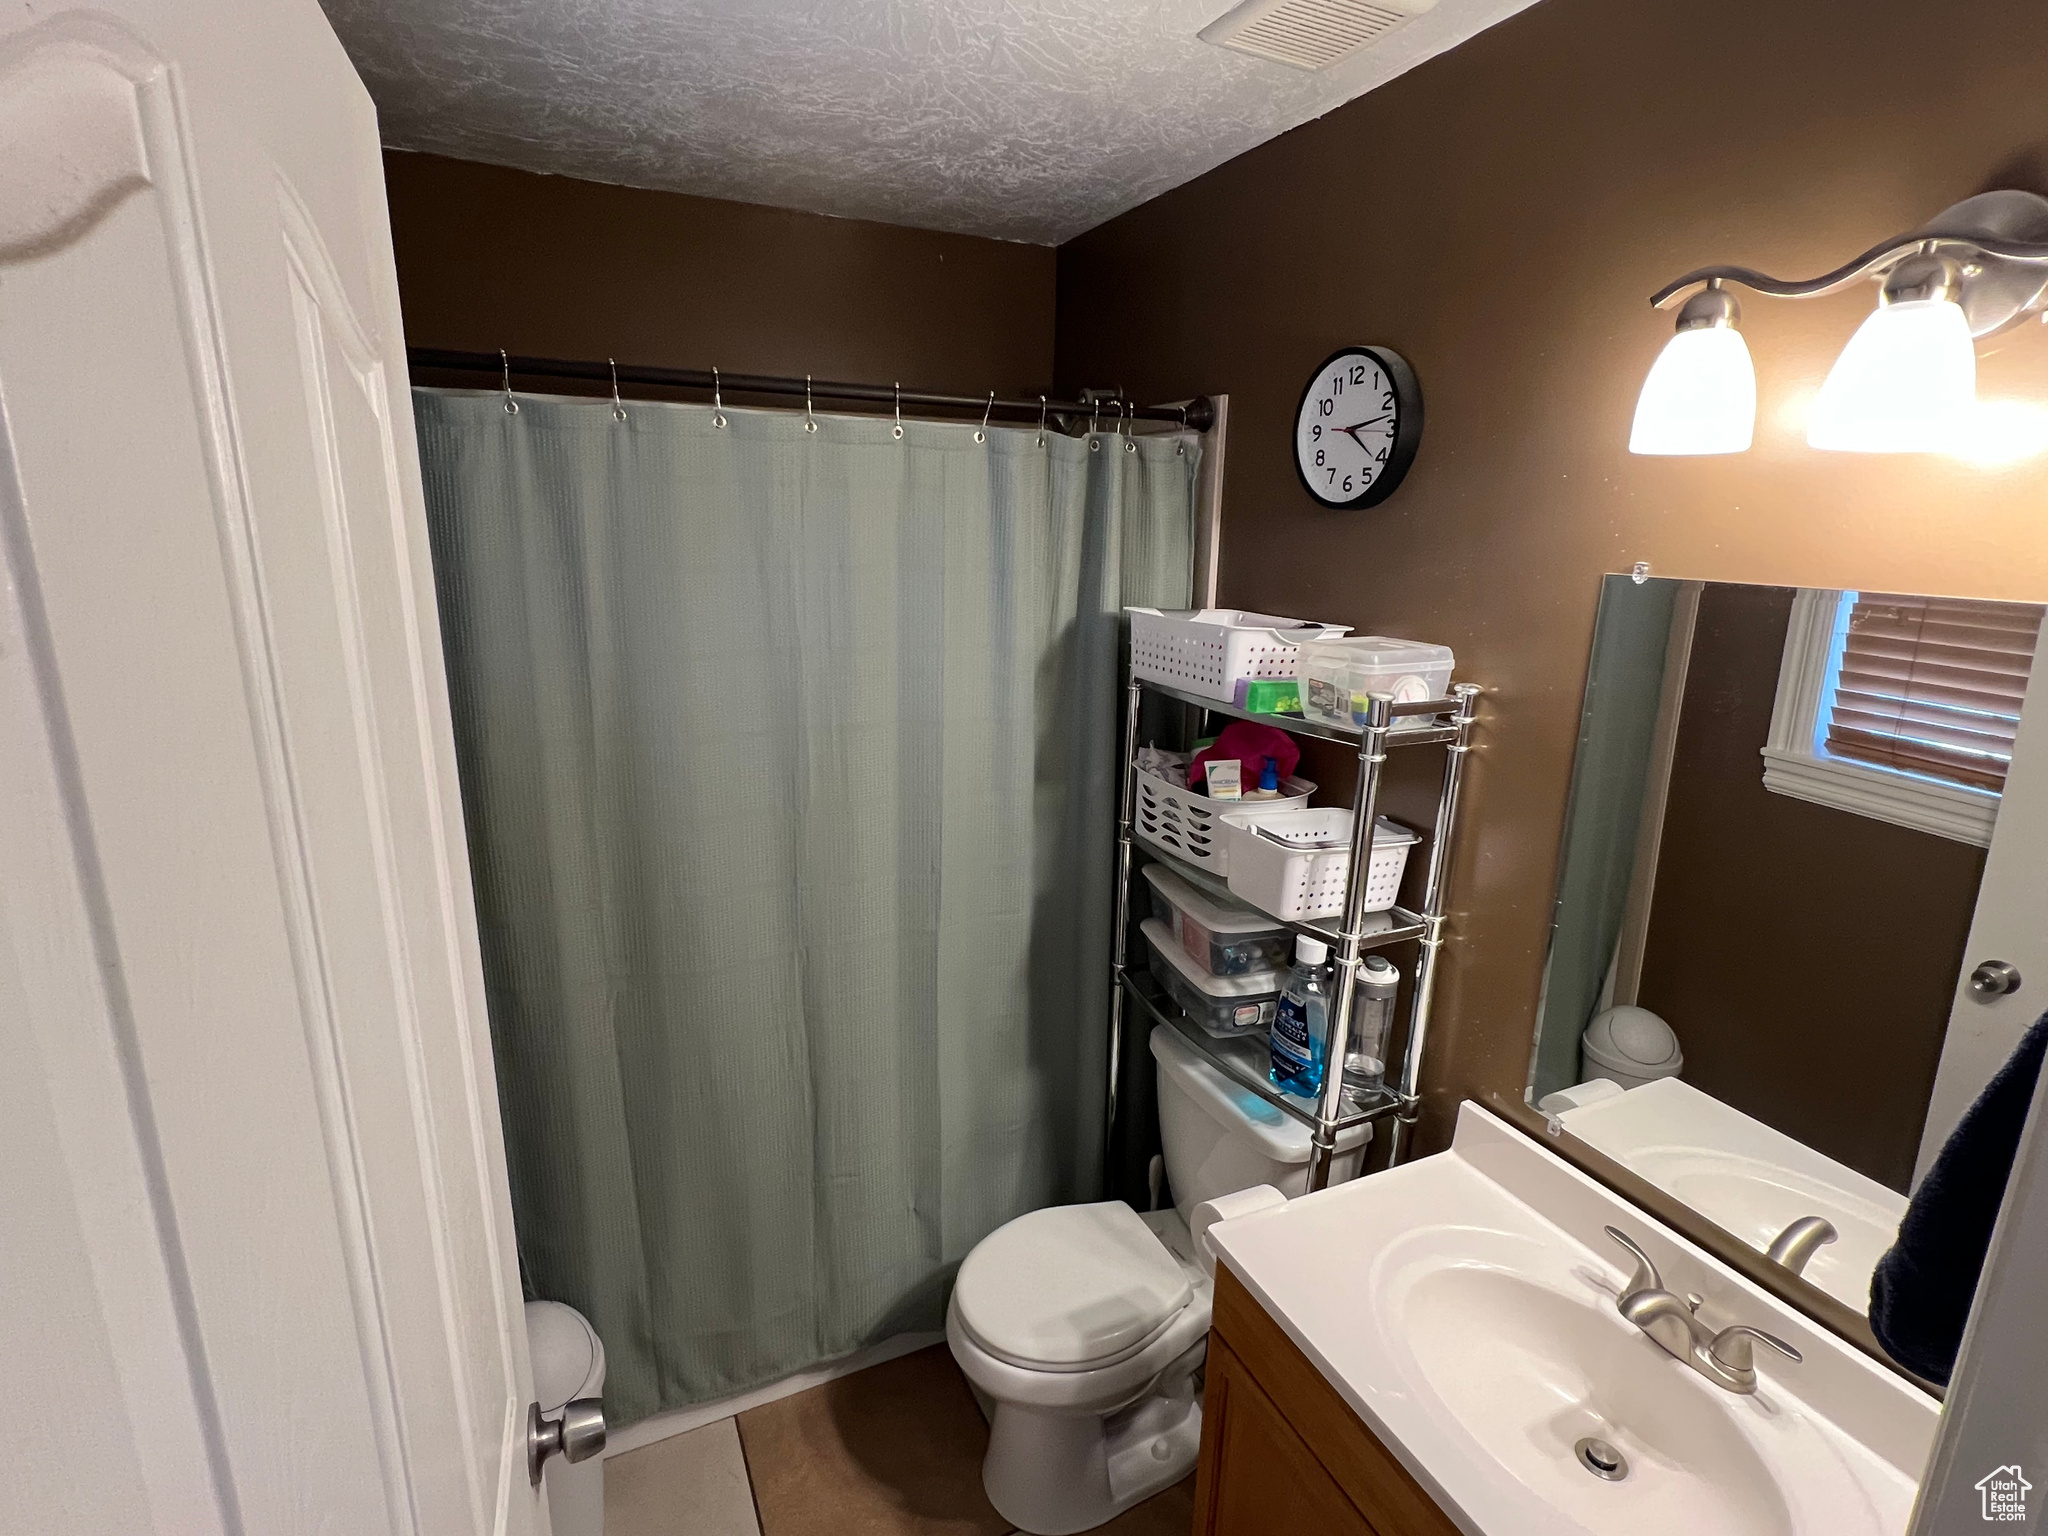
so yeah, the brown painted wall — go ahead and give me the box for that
[382,152,1055,400]
[1055,0,2048,1151]
[1634,584,1985,1192]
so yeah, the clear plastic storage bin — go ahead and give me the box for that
[1140,919,1282,1038]
[1141,862,1292,976]
[1295,637,1455,729]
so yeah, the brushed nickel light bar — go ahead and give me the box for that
[1649,191,2048,322]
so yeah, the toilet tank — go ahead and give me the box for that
[1150,1025,1371,1220]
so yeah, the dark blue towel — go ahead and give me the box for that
[1869,1013,2048,1385]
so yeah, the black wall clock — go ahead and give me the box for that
[1292,346,1424,509]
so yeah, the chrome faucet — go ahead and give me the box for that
[1765,1216,1838,1277]
[1604,1226,1802,1395]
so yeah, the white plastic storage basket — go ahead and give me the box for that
[1127,608,1350,704]
[1134,767,1314,875]
[1218,809,1420,922]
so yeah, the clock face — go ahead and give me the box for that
[1293,346,1423,509]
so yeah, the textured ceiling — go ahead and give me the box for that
[322,0,1542,245]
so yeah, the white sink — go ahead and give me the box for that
[1205,1104,1937,1536]
[1381,1230,1882,1535]
[1555,1079,1907,1313]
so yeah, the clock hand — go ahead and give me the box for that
[1336,414,1391,440]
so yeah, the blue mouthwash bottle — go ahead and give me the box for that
[1270,935,1332,1098]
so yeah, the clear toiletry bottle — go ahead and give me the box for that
[1270,935,1332,1098]
[1342,955,1401,1095]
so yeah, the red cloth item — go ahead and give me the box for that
[1190,721,1301,793]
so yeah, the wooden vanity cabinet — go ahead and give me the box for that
[1192,1267,1463,1536]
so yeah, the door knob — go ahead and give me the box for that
[1969,960,2022,1002]
[527,1398,605,1486]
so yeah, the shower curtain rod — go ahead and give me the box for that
[408,348,1216,433]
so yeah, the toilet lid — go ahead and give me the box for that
[955,1202,1193,1368]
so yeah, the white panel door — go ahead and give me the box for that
[0,4,544,1534]
[1918,655,2048,1182]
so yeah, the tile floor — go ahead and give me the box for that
[604,1344,1194,1536]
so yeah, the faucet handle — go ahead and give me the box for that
[1604,1225,1663,1299]
[1709,1324,1803,1374]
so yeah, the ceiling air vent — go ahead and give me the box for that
[1198,0,1438,70]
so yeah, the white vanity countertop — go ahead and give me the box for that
[1207,1104,1940,1536]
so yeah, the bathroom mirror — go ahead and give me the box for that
[1520,573,2045,1379]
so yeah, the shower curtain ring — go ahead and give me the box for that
[1088,400,1100,452]
[975,389,993,444]
[1037,395,1047,449]
[711,367,728,429]
[609,358,626,423]
[500,349,519,415]
[805,374,818,434]
[1122,400,1137,453]
[1177,404,1187,455]
[892,382,904,440]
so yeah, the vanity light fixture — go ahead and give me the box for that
[1807,257,1975,452]
[1634,190,2048,457]
[1629,281,1755,455]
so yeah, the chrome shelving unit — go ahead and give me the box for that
[1107,675,1481,1187]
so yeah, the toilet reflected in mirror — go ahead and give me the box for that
[1528,575,2047,1370]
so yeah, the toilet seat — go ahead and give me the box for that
[955,1202,1194,1372]
[948,1208,1214,1417]
[947,1207,1214,1533]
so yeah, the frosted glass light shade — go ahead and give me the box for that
[1629,326,1756,454]
[1807,298,1975,453]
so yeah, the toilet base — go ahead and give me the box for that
[979,1341,1205,1536]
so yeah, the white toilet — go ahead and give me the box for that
[946,1025,1371,1535]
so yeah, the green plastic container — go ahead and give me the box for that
[1234,678,1302,716]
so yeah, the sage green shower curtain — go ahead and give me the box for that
[413,387,1197,1425]
[1530,574,1681,1101]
